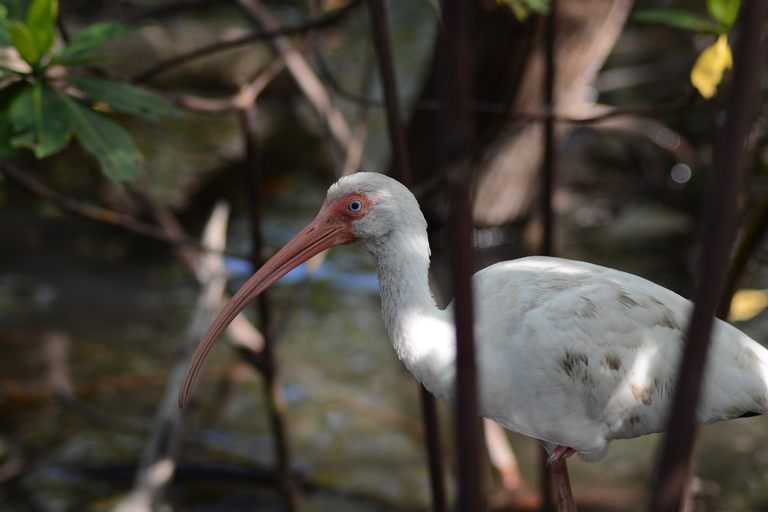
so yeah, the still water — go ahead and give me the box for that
[3,176,768,512]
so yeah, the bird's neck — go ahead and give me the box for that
[367,231,457,403]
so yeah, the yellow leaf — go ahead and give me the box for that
[729,288,768,322]
[691,34,733,99]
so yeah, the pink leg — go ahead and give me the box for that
[553,459,578,512]
[546,445,577,466]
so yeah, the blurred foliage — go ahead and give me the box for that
[0,0,180,184]
[634,0,741,99]
[496,0,549,22]
[729,288,768,322]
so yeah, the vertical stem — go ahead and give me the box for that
[240,106,301,511]
[647,2,767,511]
[540,3,557,510]
[448,180,484,512]
[441,0,485,510]
[366,1,447,509]
[541,447,553,511]
[541,0,557,259]
[716,189,768,319]
[366,0,411,188]
[421,384,450,512]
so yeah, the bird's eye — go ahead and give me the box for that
[348,199,363,213]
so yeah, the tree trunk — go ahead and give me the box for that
[406,0,634,227]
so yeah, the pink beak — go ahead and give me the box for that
[179,201,356,407]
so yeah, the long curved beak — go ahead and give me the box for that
[179,203,355,408]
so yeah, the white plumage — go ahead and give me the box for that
[181,172,768,465]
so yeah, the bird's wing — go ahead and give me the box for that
[470,256,768,452]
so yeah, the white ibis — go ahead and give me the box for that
[180,172,768,507]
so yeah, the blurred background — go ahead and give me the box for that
[1,0,768,510]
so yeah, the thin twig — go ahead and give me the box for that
[315,53,696,125]
[130,0,363,84]
[318,58,697,125]
[160,57,286,113]
[236,0,354,169]
[55,392,149,432]
[1,163,250,261]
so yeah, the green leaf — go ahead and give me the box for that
[26,0,57,54]
[9,82,73,158]
[0,5,12,47]
[0,112,19,161]
[56,90,143,184]
[10,20,39,66]
[520,0,549,14]
[497,0,549,20]
[67,75,180,120]
[707,0,740,27]
[633,9,724,34]
[51,22,131,64]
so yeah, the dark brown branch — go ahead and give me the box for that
[126,0,222,23]
[541,1,557,259]
[130,0,364,84]
[716,183,768,320]
[366,0,411,188]
[540,2,558,510]
[240,105,300,510]
[648,2,768,511]
[340,60,373,176]
[442,1,485,511]
[365,1,447,510]
[1,163,250,261]
[420,385,449,512]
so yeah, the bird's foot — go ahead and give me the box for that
[546,445,577,466]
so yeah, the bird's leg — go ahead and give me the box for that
[552,459,578,512]
[546,445,577,466]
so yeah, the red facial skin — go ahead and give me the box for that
[179,193,369,407]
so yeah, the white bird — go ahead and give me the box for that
[180,171,768,474]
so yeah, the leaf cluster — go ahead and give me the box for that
[633,0,743,99]
[633,0,740,35]
[0,0,180,184]
[496,0,550,22]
